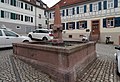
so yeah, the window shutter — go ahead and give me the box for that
[84,5,87,13]
[62,10,65,16]
[1,0,4,3]
[72,22,75,29]
[115,17,120,27]
[103,19,106,28]
[31,17,33,23]
[11,13,15,19]
[72,8,75,15]
[1,10,4,18]
[62,23,65,30]
[25,4,27,9]
[14,0,16,6]
[114,0,118,8]
[103,1,107,9]
[31,6,33,11]
[21,3,23,8]
[49,13,51,19]
[21,15,23,21]
[66,9,68,16]
[90,4,92,12]
[84,21,87,28]
[77,7,79,14]
[66,23,68,30]
[76,22,79,29]
[98,2,102,10]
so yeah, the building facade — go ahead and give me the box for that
[49,0,120,45]
[0,0,48,34]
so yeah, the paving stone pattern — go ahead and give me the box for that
[0,49,55,82]
[77,43,120,82]
[0,43,120,82]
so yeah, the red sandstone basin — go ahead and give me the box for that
[13,41,96,82]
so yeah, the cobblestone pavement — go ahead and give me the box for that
[77,43,120,82]
[0,49,55,82]
[0,43,120,82]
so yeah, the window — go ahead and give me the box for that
[103,18,115,28]
[93,3,98,11]
[16,14,20,20]
[25,16,31,22]
[80,6,84,13]
[68,8,72,16]
[0,30,3,36]
[25,4,31,10]
[107,18,114,28]
[66,22,75,30]
[77,21,87,29]
[4,30,18,37]
[108,0,114,8]
[16,1,21,7]
[4,0,10,4]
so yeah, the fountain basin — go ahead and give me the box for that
[13,41,96,82]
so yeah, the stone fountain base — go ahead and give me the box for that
[13,41,96,82]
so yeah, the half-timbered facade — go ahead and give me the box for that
[49,0,120,45]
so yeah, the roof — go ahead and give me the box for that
[20,0,48,10]
[48,0,87,10]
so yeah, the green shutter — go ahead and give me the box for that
[11,13,15,19]
[21,3,23,8]
[25,4,27,9]
[1,10,4,18]
[1,0,4,3]
[14,0,16,6]
[21,15,23,21]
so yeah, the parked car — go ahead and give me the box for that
[115,46,120,75]
[0,29,31,48]
[28,29,53,41]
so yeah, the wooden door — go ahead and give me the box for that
[91,20,100,35]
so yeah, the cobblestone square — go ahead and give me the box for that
[0,43,120,82]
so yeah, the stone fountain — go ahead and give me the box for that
[13,5,96,82]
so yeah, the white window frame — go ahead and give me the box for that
[16,1,21,8]
[93,3,98,11]
[4,11,10,19]
[79,6,84,13]
[4,0,10,4]
[106,18,114,28]
[78,21,86,29]
[108,0,114,9]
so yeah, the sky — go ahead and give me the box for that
[41,0,60,7]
